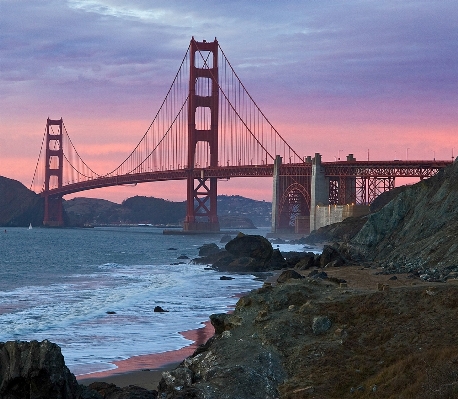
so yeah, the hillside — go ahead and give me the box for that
[217,195,271,227]
[0,176,44,227]
[0,176,272,227]
[342,160,458,277]
[64,196,185,226]
[65,195,270,227]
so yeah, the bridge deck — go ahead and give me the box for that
[42,160,451,197]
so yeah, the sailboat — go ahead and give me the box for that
[28,223,32,230]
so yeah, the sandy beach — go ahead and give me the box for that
[78,321,215,390]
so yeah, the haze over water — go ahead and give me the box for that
[0,226,279,376]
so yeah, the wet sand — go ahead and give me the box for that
[78,321,214,390]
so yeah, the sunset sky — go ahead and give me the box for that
[1,1,457,202]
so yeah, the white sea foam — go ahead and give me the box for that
[0,262,263,375]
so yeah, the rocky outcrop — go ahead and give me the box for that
[157,286,290,399]
[0,340,83,399]
[0,340,159,399]
[343,160,458,278]
[158,273,458,398]
[195,233,287,272]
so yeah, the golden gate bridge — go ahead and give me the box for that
[30,38,451,232]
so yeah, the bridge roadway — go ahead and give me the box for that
[43,160,451,197]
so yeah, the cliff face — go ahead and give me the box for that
[0,176,44,227]
[347,160,458,273]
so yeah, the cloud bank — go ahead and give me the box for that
[1,0,457,201]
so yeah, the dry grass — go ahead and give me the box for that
[275,280,458,399]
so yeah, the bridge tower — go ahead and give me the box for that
[183,37,220,232]
[43,118,64,226]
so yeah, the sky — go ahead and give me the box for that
[1,0,457,203]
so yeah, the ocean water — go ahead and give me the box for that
[0,226,311,376]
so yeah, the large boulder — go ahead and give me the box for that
[225,233,273,262]
[276,269,304,284]
[0,340,83,399]
[198,243,220,257]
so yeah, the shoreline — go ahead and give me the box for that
[78,320,214,390]
[77,274,279,390]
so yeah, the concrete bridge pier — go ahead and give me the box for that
[310,153,329,232]
[271,155,282,233]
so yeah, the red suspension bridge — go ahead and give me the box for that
[30,38,451,232]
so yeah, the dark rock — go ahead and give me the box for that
[219,276,234,280]
[167,247,177,250]
[88,381,157,399]
[283,251,316,269]
[312,316,332,335]
[277,269,304,284]
[222,256,258,272]
[177,255,189,259]
[313,254,321,266]
[327,258,345,267]
[106,311,116,314]
[389,275,398,280]
[296,256,315,270]
[209,313,232,334]
[265,249,287,269]
[210,251,236,269]
[320,245,345,267]
[220,234,232,243]
[308,270,328,279]
[0,340,82,399]
[154,306,168,313]
[198,235,287,273]
[225,233,273,262]
[198,243,220,257]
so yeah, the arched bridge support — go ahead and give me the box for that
[43,118,64,227]
[271,156,312,235]
[183,37,220,232]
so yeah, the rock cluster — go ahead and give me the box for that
[194,233,287,272]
